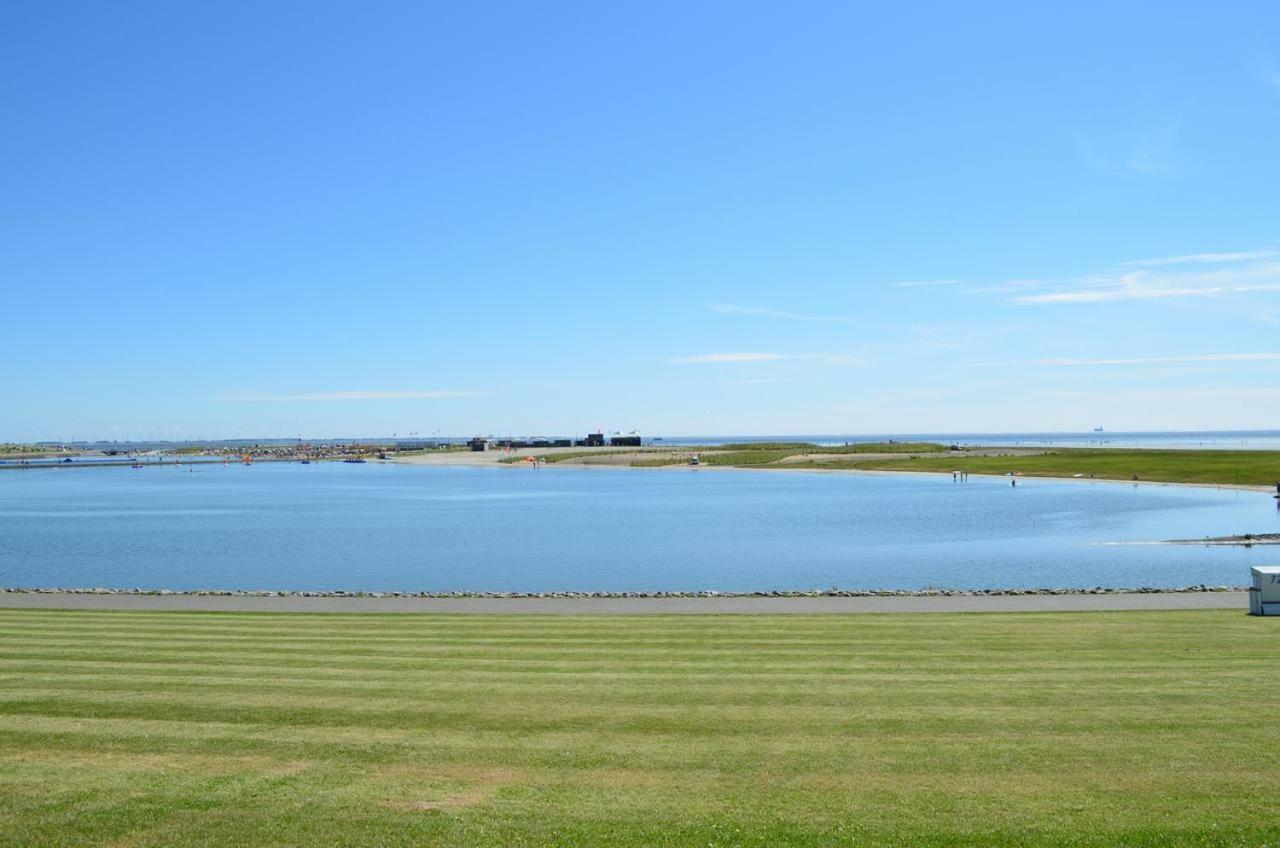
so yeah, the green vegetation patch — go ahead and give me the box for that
[542,449,656,463]
[0,444,60,456]
[1,608,1276,846]
[836,441,950,453]
[698,442,949,467]
[717,441,948,454]
[698,448,802,466]
[813,448,1280,487]
[630,456,695,467]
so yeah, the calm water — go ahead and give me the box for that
[0,462,1275,592]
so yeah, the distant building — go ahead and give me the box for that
[610,435,641,447]
[582,433,606,447]
[467,437,488,452]
[493,437,572,449]
[393,441,433,452]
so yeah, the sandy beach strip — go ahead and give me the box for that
[0,590,1248,614]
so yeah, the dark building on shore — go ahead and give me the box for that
[467,437,488,452]
[393,440,441,451]
[494,438,574,449]
[609,435,642,447]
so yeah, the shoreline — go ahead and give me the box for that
[391,451,1277,494]
[0,584,1246,599]
[0,588,1248,614]
[4,448,1273,494]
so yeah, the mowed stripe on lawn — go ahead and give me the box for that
[0,609,1276,847]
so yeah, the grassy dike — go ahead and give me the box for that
[1,609,1277,846]
[615,444,1280,487]
[805,449,1280,487]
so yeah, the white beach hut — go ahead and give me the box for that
[1249,566,1280,615]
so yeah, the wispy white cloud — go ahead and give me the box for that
[666,352,869,367]
[1016,277,1280,304]
[894,279,961,288]
[1075,112,1184,178]
[708,303,853,324]
[1122,250,1278,267]
[1002,250,1280,305]
[975,353,1280,368]
[961,279,1043,295]
[1124,141,1167,176]
[1039,385,1280,401]
[219,390,490,402]
[822,354,870,367]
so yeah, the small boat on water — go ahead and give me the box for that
[300,459,311,465]
[131,463,143,469]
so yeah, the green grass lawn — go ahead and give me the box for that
[1,609,1277,847]
[806,448,1280,487]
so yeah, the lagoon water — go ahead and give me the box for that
[0,462,1275,592]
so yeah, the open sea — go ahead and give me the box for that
[1,461,1275,593]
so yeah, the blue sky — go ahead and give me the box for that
[4,2,1280,441]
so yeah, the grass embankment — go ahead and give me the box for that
[497,449,653,465]
[633,442,949,468]
[0,444,60,458]
[712,442,949,453]
[803,449,1280,487]
[543,449,657,464]
[1,609,1277,846]
[391,445,470,458]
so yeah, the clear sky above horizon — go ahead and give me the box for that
[4,2,1280,441]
